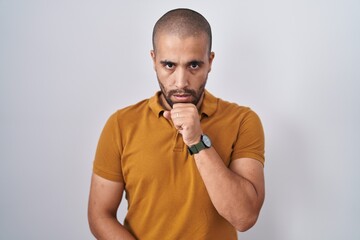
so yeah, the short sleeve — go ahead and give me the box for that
[93,112,124,182]
[231,110,265,165]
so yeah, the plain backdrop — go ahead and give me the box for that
[1,0,359,239]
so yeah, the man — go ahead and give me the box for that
[88,8,265,240]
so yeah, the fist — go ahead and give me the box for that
[163,103,202,146]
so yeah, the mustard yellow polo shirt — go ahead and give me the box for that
[93,90,265,240]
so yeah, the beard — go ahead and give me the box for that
[158,80,206,109]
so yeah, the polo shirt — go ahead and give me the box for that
[93,90,265,239]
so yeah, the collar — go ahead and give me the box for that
[148,90,218,118]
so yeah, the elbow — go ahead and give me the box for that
[218,207,259,232]
[234,214,258,232]
[88,209,98,237]
[231,196,264,232]
[88,206,105,238]
[88,222,97,238]
[216,203,260,232]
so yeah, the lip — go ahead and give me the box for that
[173,94,192,102]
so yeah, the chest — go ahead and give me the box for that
[120,116,236,189]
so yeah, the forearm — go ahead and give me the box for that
[89,215,136,240]
[194,147,262,231]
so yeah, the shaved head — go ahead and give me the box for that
[152,8,212,54]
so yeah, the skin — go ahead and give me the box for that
[88,32,265,238]
[88,175,136,240]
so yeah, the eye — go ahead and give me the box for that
[189,61,200,70]
[162,61,175,69]
[166,63,174,69]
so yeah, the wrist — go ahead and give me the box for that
[188,134,212,155]
[186,135,202,147]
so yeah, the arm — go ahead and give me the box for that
[194,150,265,232]
[164,103,265,232]
[88,173,136,240]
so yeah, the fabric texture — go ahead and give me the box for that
[93,90,265,240]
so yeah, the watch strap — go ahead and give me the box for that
[188,134,211,155]
[188,141,206,155]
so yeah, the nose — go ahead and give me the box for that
[174,68,189,89]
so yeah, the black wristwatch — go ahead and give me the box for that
[188,134,212,155]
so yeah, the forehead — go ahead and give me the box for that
[154,33,209,59]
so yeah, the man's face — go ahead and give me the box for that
[151,33,215,110]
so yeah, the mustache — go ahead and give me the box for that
[167,88,197,97]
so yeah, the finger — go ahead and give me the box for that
[170,109,184,120]
[163,110,171,120]
[172,103,196,109]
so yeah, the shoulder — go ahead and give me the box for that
[101,98,151,133]
[216,97,260,122]
[203,91,256,119]
[112,98,150,120]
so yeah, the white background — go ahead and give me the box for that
[1,0,359,239]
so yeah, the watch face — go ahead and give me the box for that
[202,135,212,147]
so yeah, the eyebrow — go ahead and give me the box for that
[160,60,205,65]
[189,60,204,65]
[160,60,174,65]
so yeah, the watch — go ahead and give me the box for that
[188,134,212,155]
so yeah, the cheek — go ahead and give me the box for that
[192,71,208,84]
[157,70,173,84]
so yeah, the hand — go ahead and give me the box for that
[163,103,202,146]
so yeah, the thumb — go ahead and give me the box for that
[163,110,171,120]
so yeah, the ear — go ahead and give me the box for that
[150,50,156,70]
[208,51,215,73]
